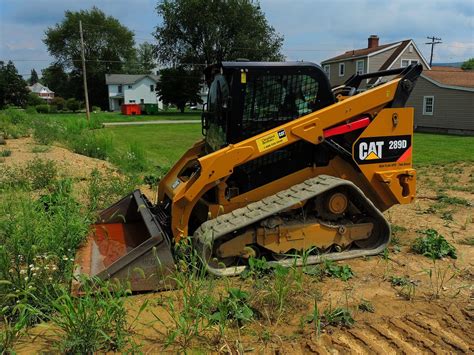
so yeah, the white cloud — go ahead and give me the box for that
[1,0,472,76]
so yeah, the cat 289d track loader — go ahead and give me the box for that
[74,62,422,291]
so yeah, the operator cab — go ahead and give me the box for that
[203,61,335,152]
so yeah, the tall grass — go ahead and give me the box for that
[45,278,143,353]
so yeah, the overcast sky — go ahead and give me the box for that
[1,0,473,77]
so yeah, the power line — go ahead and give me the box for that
[425,36,442,67]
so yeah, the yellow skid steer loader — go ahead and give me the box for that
[74,62,421,291]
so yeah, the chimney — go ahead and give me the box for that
[368,35,379,49]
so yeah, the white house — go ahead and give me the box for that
[28,83,54,103]
[105,74,163,111]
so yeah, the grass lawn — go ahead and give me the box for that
[106,123,203,170]
[36,110,201,123]
[104,124,473,172]
[413,133,474,166]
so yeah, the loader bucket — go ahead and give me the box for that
[73,190,175,293]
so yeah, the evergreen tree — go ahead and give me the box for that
[28,69,39,85]
[0,61,29,108]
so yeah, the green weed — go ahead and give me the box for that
[211,288,254,327]
[323,260,354,281]
[87,169,139,211]
[389,275,417,300]
[0,183,90,324]
[436,193,471,207]
[307,302,354,330]
[423,260,464,300]
[46,278,143,353]
[358,299,375,313]
[113,142,149,173]
[240,256,274,279]
[0,159,58,192]
[459,237,474,245]
[0,150,11,157]
[31,145,50,153]
[70,131,112,160]
[412,229,457,259]
[153,240,215,351]
[323,306,355,327]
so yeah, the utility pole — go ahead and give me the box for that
[425,36,442,67]
[79,20,90,122]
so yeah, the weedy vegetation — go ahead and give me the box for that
[412,229,457,259]
[389,275,417,300]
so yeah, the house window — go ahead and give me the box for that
[402,59,418,67]
[323,65,330,78]
[339,63,345,77]
[118,85,122,93]
[356,60,364,75]
[140,99,144,104]
[128,85,132,89]
[129,99,136,103]
[150,84,154,92]
[423,96,434,116]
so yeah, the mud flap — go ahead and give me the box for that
[73,190,175,293]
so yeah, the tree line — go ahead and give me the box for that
[1,1,284,111]
[6,1,470,112]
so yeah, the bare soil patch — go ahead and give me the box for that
[1,137,116,179]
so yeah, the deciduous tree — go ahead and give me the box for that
[44,7,136,108]
[154,0,284,65]
[124,42,157,74]
[461,58,474,70]
[155,67,201,112]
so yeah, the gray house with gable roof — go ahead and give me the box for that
[321,35,431,89]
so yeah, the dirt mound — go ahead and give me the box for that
[1,137,117,179]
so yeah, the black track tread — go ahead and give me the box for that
[194,175,390,276]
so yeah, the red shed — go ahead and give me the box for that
[121,104,141,116]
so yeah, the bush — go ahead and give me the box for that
[49,105,58,114]
[26,92,44,107]
[91,105,101,112]
[4,108,28,125]
[36,104,50,114]
[51,97,66,111]
[412,229,457,259]
[66,98,81,112]
[25,106,37,114]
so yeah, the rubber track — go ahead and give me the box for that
[194,175,391,276]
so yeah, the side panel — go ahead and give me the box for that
[352,108,416,209]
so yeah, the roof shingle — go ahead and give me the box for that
[424,66,474,88]
[105,74,160,85]
[322,41,401,63]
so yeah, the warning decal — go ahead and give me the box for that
[256,129,288,152]
[353,135,412,165]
